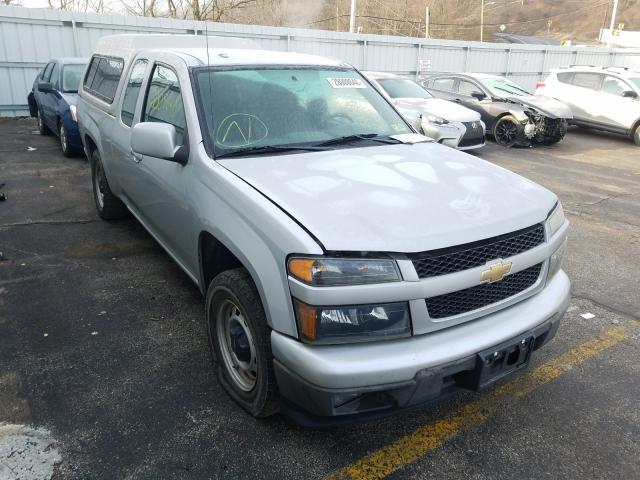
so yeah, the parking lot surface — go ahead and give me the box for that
[1,118,639,479]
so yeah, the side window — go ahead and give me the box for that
[572,73,602,90]
[457,80,481,96]
[602,76,629,96]
[121,59,148,127]
[557,72,573,84]
[432,78,455,92]
[42,63,54,81]
[83,55,124,104]
[143,64,186,145]
[49,63,60,87]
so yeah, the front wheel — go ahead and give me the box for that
[633,124,640,146]
[206,268,279,418]
[59,123,75,157]
[493,115,520,147]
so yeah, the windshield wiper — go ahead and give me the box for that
[315,133,402,147]
[492,85,530,97]
[215,144,328,159]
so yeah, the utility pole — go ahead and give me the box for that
[349,0,357,33]
[425,6,430,38]
[480,0,485,42]
[608,0,619,47]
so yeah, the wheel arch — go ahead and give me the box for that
[198,231,245,294]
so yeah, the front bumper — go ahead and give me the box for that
[273,270,570,424]
[423,120,485,150]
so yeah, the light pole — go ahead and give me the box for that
[607,0,619,47]
[481,0,496,42]
[349,0,357,33]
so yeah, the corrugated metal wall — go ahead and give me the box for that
[2,5,640,117]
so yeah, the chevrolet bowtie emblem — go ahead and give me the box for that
[481,261,512,283]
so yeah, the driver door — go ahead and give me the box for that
[455,79,493,127]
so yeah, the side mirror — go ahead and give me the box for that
[131,122,187,164]
[38,81,53,93]
[621,90,638,99]
[470,91,486,100]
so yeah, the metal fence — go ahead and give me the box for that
[2,5,640,117]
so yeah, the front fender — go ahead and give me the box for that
[190,148,323,337]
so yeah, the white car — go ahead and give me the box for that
[536,66,640,146]
[363,71,486,150]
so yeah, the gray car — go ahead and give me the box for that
[423,73,572,147]
[77,35,570,424]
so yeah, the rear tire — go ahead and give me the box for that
[37,109,49,135]
[493,115,520,147]
[206,268,279,418]
[633,123,640,146]
[90,149,128,220]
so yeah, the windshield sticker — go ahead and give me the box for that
[326,77,367,89]
[215,113,268,148]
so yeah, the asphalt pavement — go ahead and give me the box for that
[1,118,638,479]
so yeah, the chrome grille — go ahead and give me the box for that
[425,263,543,319]
[409,224,545,279]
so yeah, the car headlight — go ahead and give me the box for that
[294,300,411,344]
[423,113,448,125]
[546,202,565,237]
[287,257,400,286]
[70,104,78,123]
[548,237,567,280]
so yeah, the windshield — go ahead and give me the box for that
[482,78,531,97]
[377,78,433,99]
[630,78,640,90]
[194,67,411,157]
[62,64,87,92]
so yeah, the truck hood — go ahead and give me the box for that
[503,94,573,119]
[392,97,481,122]
[219,143,557,253]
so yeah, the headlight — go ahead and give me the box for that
[423,113,448,125]
[287,257,400,286]
[294,300,411,344]
[548,237,567,279]
[70,104,78,123]
[546,202,565,237]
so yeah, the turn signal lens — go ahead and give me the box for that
[287,258,317,283]
[294,301,318,341]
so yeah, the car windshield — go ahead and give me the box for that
[377,78,433,99]
[62,64,87,92]
[630,78,640,90]
[482,78,531,97]
[194,67,412,157]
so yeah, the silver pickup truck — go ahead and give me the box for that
[77,34,570,425]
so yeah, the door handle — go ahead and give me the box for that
[131,150,143,163]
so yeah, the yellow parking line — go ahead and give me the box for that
[325,325,632,480]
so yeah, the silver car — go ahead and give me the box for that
[537,66,640,146]
[363,71,486,150]
[78,35,570,424]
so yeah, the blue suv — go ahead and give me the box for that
[28,57,88,157]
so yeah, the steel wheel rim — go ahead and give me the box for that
[496,119,518,145]
[215,298,257,392]
[60,125,67,152]
[93,161,105,209]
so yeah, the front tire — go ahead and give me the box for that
[493,115,520,147]
[59,122,75,157]
[633,123,640,146]
[206,268,279,418]
[90,149,128,220]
